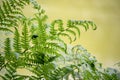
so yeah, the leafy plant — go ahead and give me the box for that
[0,0,119,80]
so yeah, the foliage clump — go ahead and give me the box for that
[0,0,120,80]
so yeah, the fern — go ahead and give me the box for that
[0,27,13,32]
[0,0,40,30]
[28,63,56,79]
[34,14,48,44]
[21,18,29,51]
[4,38,17,62]
[24,12,67,65]
[0,64,29,80]
[0,54,5,71]
[1,38,17,71]
[0,0,28,27]
[4,38,11,55]
[50,19,97,43]
[0,0,119,80]
[13,27,21,53]
[67,20,97,30]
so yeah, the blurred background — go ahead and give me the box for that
[35,0,120,67]
[0,0,120,68]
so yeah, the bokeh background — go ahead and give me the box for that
[0,0,120,68]
[25,0,120,67]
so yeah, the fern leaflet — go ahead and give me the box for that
[13,27,21,53]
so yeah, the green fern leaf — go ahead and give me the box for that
[66,29,76,41]
[0,6,5,18]
[46,36,67,53]
[0,75,8,80]
[72,25,81,37]
[88,21,97,30]
[58,32,72,43]
[0,0,35,28]
[50,25,57,35]
[5,0,12,13]
[0,63,28,80]
[21,20,29,50]
[0,27,13,32]
[78,20,97,31]
[0,54,5,69]
[81,21,89,31]
[4,38,11,55]
[2,1,9,15]
[51,19,64,31]
[46,42,66,53]
[13,27,21,53]
[14,0,25,8]
[35,15,47,44]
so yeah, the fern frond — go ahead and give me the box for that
[87,21,97,30]
[13,27,21,53]
[50,19,96,43]
[35,15,47,44]
[46,36,67,53]
[46,42,66,54]
[0,27,13,32]
[49,68,62,80]
[71,25,81,37]
[5,0,12,13]
[0,54,5,70]
[58,32,72,43]
[65,29,77,41]
[40,46,60,56]
[0,6,5,18]
[51,19,64,31]
[67,20,97,31]
[0,63,29,80]
[30,0,41,10]
[50,66,77,80]
[4,38,17,66]
[28,63,56,79]
[50,25,57,35]
[0,0,22,27]
[56,20,97,43]
[55,38,67,52]
[21,19,29,50]
[2,1,9,15]
[50,19,64,36]
[4,38,11,55]
[0,0,37,29]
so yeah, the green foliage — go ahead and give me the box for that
[13,28,21,53]
[4,38,11,55]
[0,27,13,33]
[0,0,39,32]
[0,64,29,80]
[50,19,97,43]
[0,54,5,70]
[0,0,29,27]
[21,18,29,51]
[0,0,119,80]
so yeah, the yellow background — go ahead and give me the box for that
[0,0,120,68]
[36,0,120,67]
